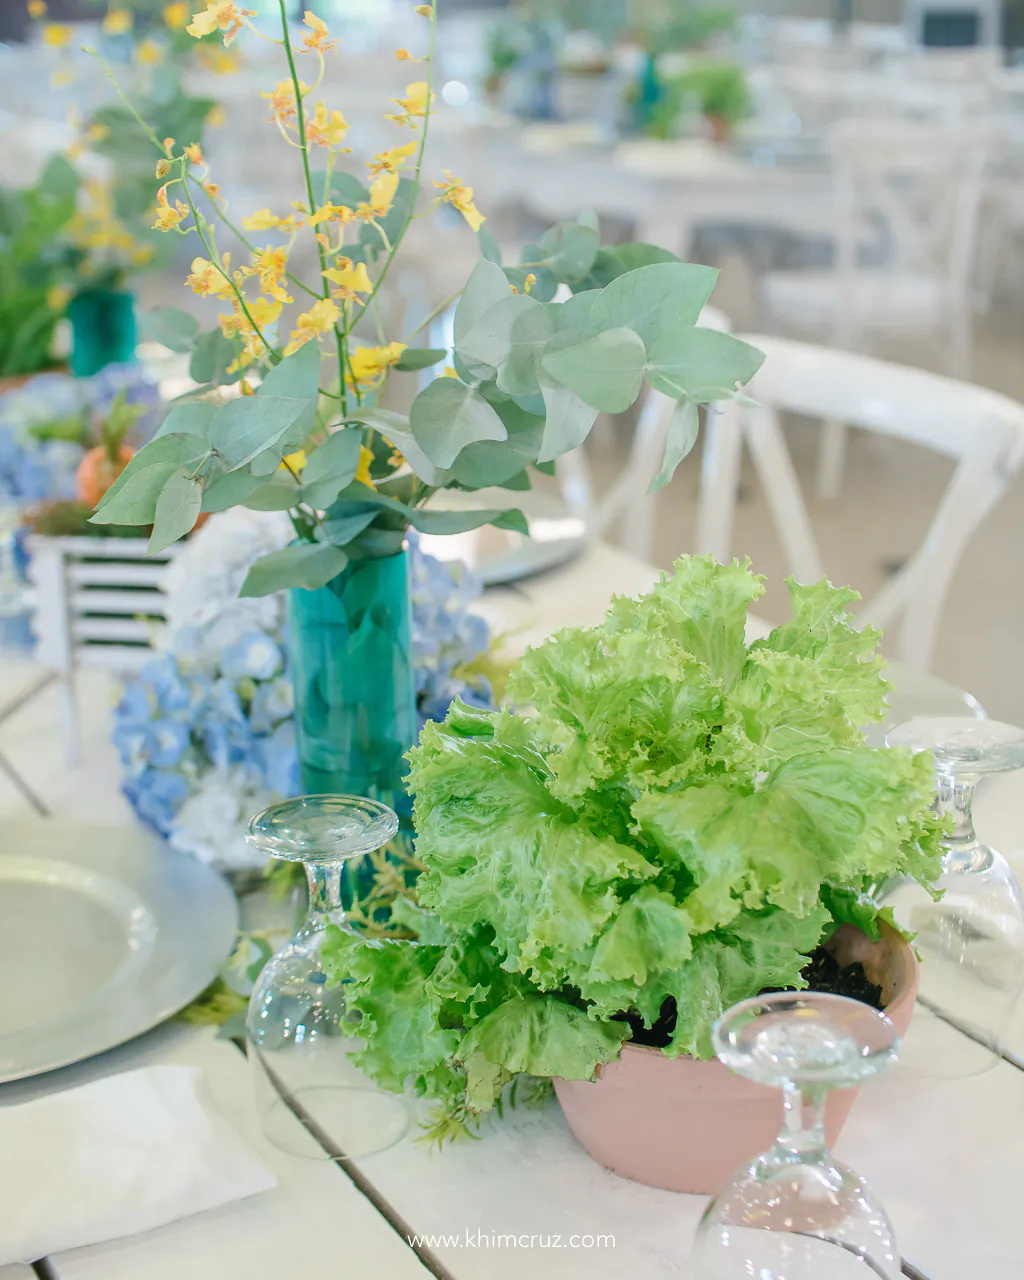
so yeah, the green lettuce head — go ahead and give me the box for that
[323,556,944,1139]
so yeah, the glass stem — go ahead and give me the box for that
[304,861,348,930]
[774,1083,829,1162]
[937,776,990,874]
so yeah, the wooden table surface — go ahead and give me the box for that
[2,543,1023,1279]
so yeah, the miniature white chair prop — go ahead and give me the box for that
[28,537,181,766]
[695,335,1024,672]
[760,119,991,500]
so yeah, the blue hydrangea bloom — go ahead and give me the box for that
[112,538,493,858]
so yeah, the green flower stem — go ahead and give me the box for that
[86,48,277,362]
[351,2,438,330]
[275,0,348,414]
[179,174,275,362]
[403,284,465,344]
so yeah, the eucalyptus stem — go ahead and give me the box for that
[352,1,438,329]
[275,0,348,413]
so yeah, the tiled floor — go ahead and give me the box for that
[590,295,1024,723]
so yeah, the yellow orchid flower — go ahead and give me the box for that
[152,183,189,232]
[300,11,337,54]
[183,142,204,166]
[284,298,340,356]
[414,4,433,14]
[441,365,459,378]
[196,45,239,74]
[387,81,434,126]
[242,208,299,232]
[354,445,376,489]
[245,296,283,330]
[28,1,47,18]
[433,170,485,232]
[307,202,353,227]
[306,102,349,149]
[163,2,189,28]
[395,49,422,62]
[241,208,298,231]
[261,80,300,126]
[136,38,164,66]
[357,171,399,222]
[248,245,292,303]
[186,256,234,298]
[323,260,372,298]
[367,142,419,177]
[282,450,307,472]
[186,2,254,45]
[42,23,73,48]
[102,7,133,34]
[347,342,406,388]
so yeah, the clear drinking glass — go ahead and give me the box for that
[245,794,409,1159]
[884,717,1024,1077]
[694,992,902,1279]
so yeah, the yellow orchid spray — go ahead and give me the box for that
[87,0,763,609]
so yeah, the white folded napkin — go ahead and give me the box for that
[0,1064,276,1265]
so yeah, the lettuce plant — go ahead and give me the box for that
[324,557,943,1138]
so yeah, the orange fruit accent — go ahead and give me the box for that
[75,443,135,508]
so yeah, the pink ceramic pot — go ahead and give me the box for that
[554,922,919,1195]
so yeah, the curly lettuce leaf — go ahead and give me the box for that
[321,932,461,1094]
[634,748,941,932]
[457,993,630,1110]
[633,904,830,1059]
[560,884,696,1017]
[508,628,724,800]
[408,706,659,980]
[753,578,893,727]
[726,647,866,767]
[605,555,764,687]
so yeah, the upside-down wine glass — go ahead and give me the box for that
[884,717,1024,1077]
[245,794,408,1159]
[694,992,902,1279]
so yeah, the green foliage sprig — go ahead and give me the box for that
[84,1,764,592]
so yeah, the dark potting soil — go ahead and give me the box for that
[624,944,884,1051]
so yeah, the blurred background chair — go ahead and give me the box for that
[759,118,991,499]
[696,335,1024,670]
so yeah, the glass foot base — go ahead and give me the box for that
[258,1083,409,1160]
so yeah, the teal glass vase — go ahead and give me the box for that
[68,288,137,378]
[286,549,417,823]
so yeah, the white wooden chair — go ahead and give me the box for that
[28,536,180,765]
[695,335,1024,671]
[760,119,991,501]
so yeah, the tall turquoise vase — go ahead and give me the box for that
[287,549,417,829]
[68,289,137,377]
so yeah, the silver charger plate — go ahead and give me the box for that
[0,819,238,1082]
